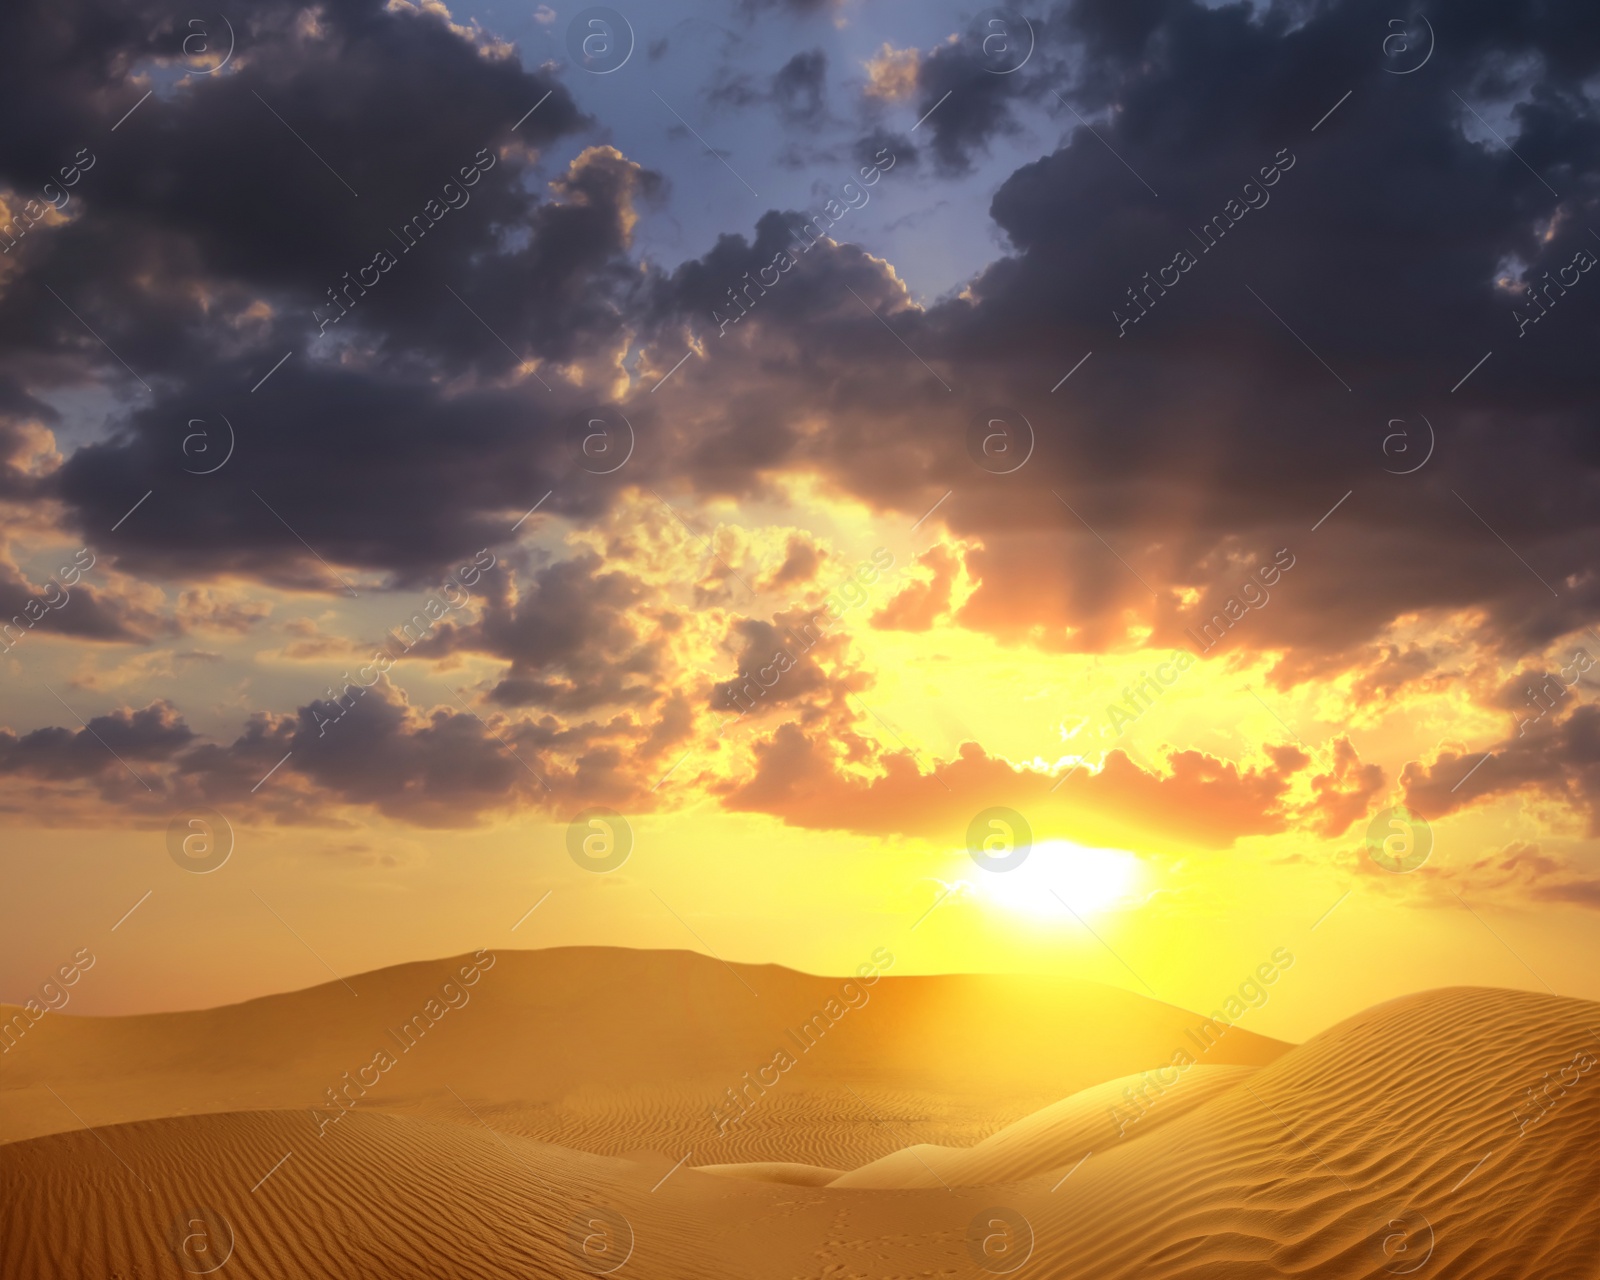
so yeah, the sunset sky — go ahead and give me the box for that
[3,0,1598,1042]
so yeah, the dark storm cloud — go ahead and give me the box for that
[41,132,660,579]
[216,675,688,821]
[274,687,531,824]
[0,682,673,825]
[1402,702,1600,834]
[54,364,568,588]
[0,0,591,377]
[0,702,192,782]
[640,0,1600,674]
[852,128,918,174]
[413,553,665,710]
[0,563,147,644]
[0,0,683,583]
[18,701,192,763]
[709,611,860,720]
[143,689,541,827]
[773,49,828,123]
[6,0,1600,847]
[910,30,1042,175]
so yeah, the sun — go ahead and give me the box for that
[972,840,1144,919]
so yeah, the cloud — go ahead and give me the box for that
[416,552,664,711]
[773,49,828,123]
[0,701,192,803]
[710,604,870,722]
[5,0,1600,852]
[872,545,960,631]
[0,0,677,589]
[629,0,1600,687]
[862,43,920,101]
[0,378,63,502]
[2,0,591,380]
[721,731,1310,849]
[1410,840,1600,912]
[1299,736,1385,838]
[0,553,147,645]
[764,535,823,589]
[908,35,1039,175]
[175,587,273,636]
[709,49,831,127]
[1402,703,1600,834]
[0,681,654,827]
[15,0,1600,678]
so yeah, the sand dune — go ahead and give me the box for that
[697,1064,1256,1191]
[692,1159,847,1185]
[823,1063,1257,1189]
[4,950,1596,1279]
[0,946,1286,1168]
[1004,985,1600,1279]
[4,986,1597,1278]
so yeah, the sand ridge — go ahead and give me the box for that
[822,1063,1258,1189]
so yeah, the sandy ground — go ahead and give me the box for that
[2,948,1596,1278]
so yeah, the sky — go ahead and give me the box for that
[2,0,1599,1042]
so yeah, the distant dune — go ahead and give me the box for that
[3,949,1596,1278]
[0,946,1286,1165]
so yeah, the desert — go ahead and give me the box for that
[4,949,1597,1278]
[5,0,1600,1276]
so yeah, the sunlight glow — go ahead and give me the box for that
[974,840,1144,919]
